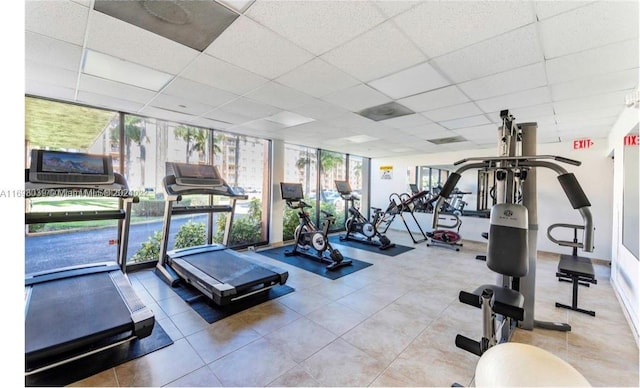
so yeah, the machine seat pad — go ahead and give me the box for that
[472,284,525,321]
[557,255,595,279]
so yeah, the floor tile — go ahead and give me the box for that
[264,316,337,362]
[186,317,262,364]
[208,338,297,386]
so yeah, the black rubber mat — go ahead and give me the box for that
[25,322,173,387]
[172,283,296,324]
[257,245,373,280]
[328,235,415,256]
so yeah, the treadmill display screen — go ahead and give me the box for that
[335,180,351,195]
[280,182,304,200]
[30,149,114,184]
[170,162,223,186]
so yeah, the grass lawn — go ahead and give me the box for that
[26,96,116,149]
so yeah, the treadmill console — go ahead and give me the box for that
[334,180,352,195]
[29,149,115,185]
[167,162,223,187]
[280,182,304,201]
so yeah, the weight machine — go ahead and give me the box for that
[434,110,595,356]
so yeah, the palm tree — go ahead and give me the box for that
[109,116,148,186]
[319,151,344,200]
[295,149,314,197]
[174,125,209,163]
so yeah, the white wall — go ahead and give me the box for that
[607,106,639,343]
[371,138,614,261]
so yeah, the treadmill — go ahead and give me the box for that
[24,149,155,376]
[154,162,288,306]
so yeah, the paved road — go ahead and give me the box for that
[25,215,210,274]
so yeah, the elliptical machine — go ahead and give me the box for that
[281,182,352,271]
[335,180,395,250]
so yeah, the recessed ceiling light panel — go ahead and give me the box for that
[427,136,467,145]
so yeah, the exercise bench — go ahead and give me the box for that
[548,223,597,316]
[556,254,597,316]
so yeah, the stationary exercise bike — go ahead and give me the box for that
[335,180,395,250]
[281,182,352,271]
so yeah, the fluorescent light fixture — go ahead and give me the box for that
[82,49,173,91]
[344,135,378,143]
[427,136,466,145]
[265,111,315,127]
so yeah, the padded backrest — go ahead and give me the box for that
[487,203,529,277]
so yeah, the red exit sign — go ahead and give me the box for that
[573,138,594,150]
[624,134,639,146]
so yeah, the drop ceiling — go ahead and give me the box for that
[25,0,639,158]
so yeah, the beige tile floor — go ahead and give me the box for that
[70,230,639,387]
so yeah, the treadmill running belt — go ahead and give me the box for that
[183,250,278,287]
[26,272,133,361]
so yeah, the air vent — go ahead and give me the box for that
[357,102,415,121]
[94,0,239,52]
[427,136,466,145]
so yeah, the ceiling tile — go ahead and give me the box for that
[398,85,469,112]
[545,39,639,85]
[203,108,254,124]
[245,1,385,56]
[321,21,427,82]
[25,81,76,102]
[382,113,432,129]
[553,89,632,115]
[265,111,315,127]
[458,62,547,101]
[558,126,613,141]
[422,102,483,122]
[433,24,543,83]
[373,1,421,18]
[533,1,595,20]
[439,115,491,130]
[400,123,450,137]
[368,61,451,99]
[539,1,639,59]
[476,86,552,113]
[290,99,351,121]
[77,90,145,113]
[205,16,314,79]
[551,69,639,102]
[216,97,281,120]
[188,117,234,130]
[26,32,83,72]
[180,54,268,95]
[139,105,196,124]
[486,104,556,124]
[245,82,316,110]
[276,58,360,98]
[322,84,391,112]
[26,0,88,45]
[238,118,287,132]
[26,61,78,90]
[556,106,629,123]
[325,112,377,130]
[151,93,215,116]
[218,0,254,14]
[162,77,238,108]
[452,124,500,140]
[78,74,157,104]
[394,1,535,58]
[87,11,199,74]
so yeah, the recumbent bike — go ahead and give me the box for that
[281,182,352,271]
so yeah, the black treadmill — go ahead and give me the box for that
[154,162,288,306]
[24,149,155,376]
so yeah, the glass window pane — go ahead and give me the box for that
[283,144,317,241]
[25,97,120,274]
[319,150,346,233]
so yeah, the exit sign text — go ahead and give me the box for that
[624,134,639,146]
[573,138,593,150]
